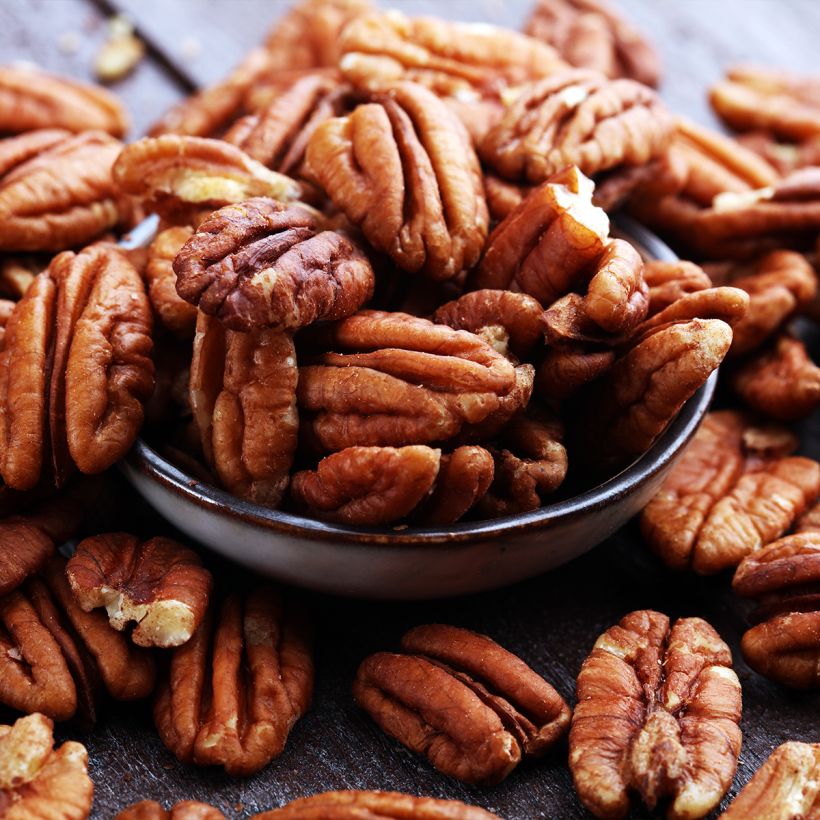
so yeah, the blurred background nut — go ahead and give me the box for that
[0,712,93,820]
[354,624,570,785]
[145,226,197,338]
[66,533,213,649]
[153,586,313,775]
[115,800,224,819]
[569,610,742,820]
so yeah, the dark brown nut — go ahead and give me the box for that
[524,0,660,87]
[0,64,128,136]
[66,533,212,648]
[641,410,820,574]
[290,445,441,526]
[0,130,123,252]
[116,800,224,820]
[711,65,820,141]
[473,166,609,304]
[153,586,313,776]
[419,446,495,526]
[253,790,500,819]
[304,82,488,282]
[297,311,516,451]
[189,314,298,507]
[643,260,713,316]
[145,226,197,338]
[433,290,544,358]
[174,198,374,332]
[570,610,742,820]
[536,343,615,401]
[0,556,156,722]
[353,624,571,785]
[718,742,820,819]
[479,70,674,185]
[0,712,93,820]
[732,333,820,421]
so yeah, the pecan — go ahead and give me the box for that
[641,410,820,573]
[0,64,128,136]
[189,313,298,507]
[353,624,571,785]
[738,130,820,176]
[145,225,197,338]
[583,238,648,333]
[0,255,40,300]
[483,174,529,222]
[592,155,680,213]
[732,534,820,689]
[116,800,224,820]
[297,311,516,451]
[253,790,500,819]
[0,130,123,252]
[174,198,374,332]
[643,260,713,316]
[153,586,313,775]
[419,446,495,526]
[719,742,820,819]
[0,298,13,345]
[0,556,155,722]
[304,82,488,281]
[570,610,742,820]
[66,533,212,648]
[479,70,674,184]
[523,0,660,87]
[536,344,615,401]
[0,713,93,820]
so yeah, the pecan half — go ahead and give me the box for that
[0,130,123,252]
[145,225,197,338]
[570,610,742,820]
[174,198,374,332]
[719,742,820,819]
[304,82,488,281]
[641,411,820,573]
[479,70,674,184]
[0,255,40,300]
[0,64,128,136]
[536,343,615,401]
[116,800,224,820]
[643,260,713,316]
[419,446,495,526]
[354,624,571,785]
[0,298,13,346]
[484,173,529,222]
[153,587,313,775]
[0,713,93,820]
[190,314,298,507]
[738,130,820,177]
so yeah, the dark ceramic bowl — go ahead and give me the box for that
[121,218,715,600]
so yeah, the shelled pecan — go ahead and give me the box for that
[0,297,13,345]
[419,446,495,526]
[536,343,615,401]
[354,624,570,785]
[0,713,93,820]
[738,130,820,176]
[154,587,313,775]
[116,800,225,820]
[145,225,197,338]
[643,260,713,316]
[641,410,820,573]
[570,610,742,820]
[0,255,40,299]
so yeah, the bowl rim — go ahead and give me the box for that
[125,216,714,548]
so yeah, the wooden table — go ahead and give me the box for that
[3,1,819,817]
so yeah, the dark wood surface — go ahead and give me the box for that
[3,1,820,817]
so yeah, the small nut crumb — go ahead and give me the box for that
[95,18,144,83]
[57,31,81,55]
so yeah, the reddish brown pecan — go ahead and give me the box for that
[419,446,495,526]
[0,713,93,820]
[0,64,128,136]
[153,586,313,775]
[189,314,298,507]
[738,130,820,177]
[483,173,530,222]
[524,0,660,87]
[0,298,13,347]
[354,624,571,785]
[536,343,615,401]
[641,410,820,573]
[174,198,374,332]
[479,70,674,184]
[0,255,40,300]
[570,610,742,820]
[66,533,212,648]
[116,800,224,820]
[0,130,123,252]
[145,225,197,338]
[643,260,713,316]
[304,82,488,281]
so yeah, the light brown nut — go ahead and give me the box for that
[304,82,488,282]
[153,586,313,776]
[252,790,500,819]
[353,624,571,785]
[719,742,820,819]
[641,410,820,574]
[290,445,441,526]
[0,713,93,820]
[483,174,529,222]
[66,533,212,648]
[189,314,297,507]
[711,65,820,141]
[479,70,674,185]
[297,311,516,451]
[174,198,374,332]
[570,610,742,820]
[523,0,660,87]
[0,131,122,252]
[0,556,156,722]
[0,64,128,136]
[145,226,197,338]
[419,446,494,526]
[643,260,713,316]
[116,800,224,820]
